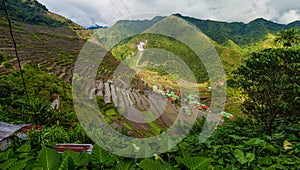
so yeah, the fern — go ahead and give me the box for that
[59,156,76,170]
[35,148,62,170]
[176,157,212,170]
[138,158,173,170]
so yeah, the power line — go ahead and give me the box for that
[2,0,29,103]
[111,0,124,17]
[119,0,131,16]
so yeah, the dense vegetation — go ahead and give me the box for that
[0,0,68,27]
[230,48,300,135]
[0,45,299,169]
[175,14,300,46]
[0,0,299,168]
[111,33,209,83]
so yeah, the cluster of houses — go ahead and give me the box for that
[152,85,234,119]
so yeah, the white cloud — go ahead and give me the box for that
[278,10,300,24]
[37,0,300,27]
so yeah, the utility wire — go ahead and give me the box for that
[2,0,29,103]
[119,0,131,16]
[111,0,124,17]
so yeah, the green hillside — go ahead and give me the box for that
[174,13,300,46]
[0,0,91,82]
[0,0,83,28]
[95,16,165,48]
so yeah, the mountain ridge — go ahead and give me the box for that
[95,13,299,47]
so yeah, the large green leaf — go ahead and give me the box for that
[62,150,79,164]
[62,149,90,167]
[114,159,135,170]
[263,144,278,153]
[18,153,34,160]
[261,156,272,165]
[0,158,18,170]
[16,143,31,153]
[59,156,76,170]
[0,149,13,162]
[245,153,255,163]
[228,135,246,140]
[35,148,62,170]
[77,152,91,167]
[139,158,173,170]
[176,157,212,170]
[91,145,116,167]
[244,138,266,146]
[233,149,247,164]
[10,160,28,170]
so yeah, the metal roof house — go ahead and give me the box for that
[0,122,31,151]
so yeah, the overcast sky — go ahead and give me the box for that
[38,0,300,27]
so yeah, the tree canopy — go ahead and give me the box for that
[275,28,300,47]
[230,48,300,135]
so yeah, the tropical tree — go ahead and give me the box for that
[230,48,300,135]
[275,28,300,47]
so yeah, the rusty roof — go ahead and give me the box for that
[0,122,31,141]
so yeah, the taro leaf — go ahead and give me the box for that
[35,148,62,170]
[18,153,34,160]
[77,151,91,167]
[10,159,28,170]
[261,156,272,165]
[114,159,135,170]
[0,158,18,170]
[91,144,116,167]
[139,158,173,170]
[0,149,13,162]
[62,150,80,166]
[16,143,31,153]
[176,157,212,170]
[264,144,278,153]
[136,143,153,157]
[228,135,245,140]
[233,149,247,164]
[32,167,43,170]
[244,138,266,146]
[245,153,255,163]
[59,156,76,170]
[267,164,287,169]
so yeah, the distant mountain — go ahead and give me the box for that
[287,21,300,29]
[88,24,108,30]
[174,14,300,46]
[1,0,298,83]
[95,16,165,48]
[95,13,300,47]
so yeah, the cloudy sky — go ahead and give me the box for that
[38,0,300,27]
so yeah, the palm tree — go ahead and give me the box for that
[275,28,300,47]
